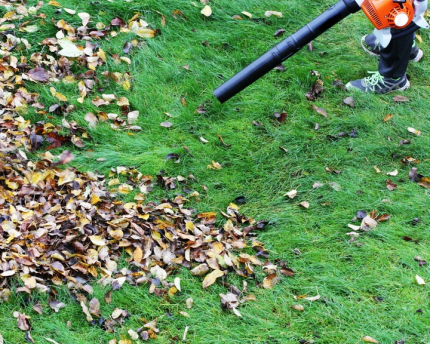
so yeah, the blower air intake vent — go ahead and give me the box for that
[387,6,412,27]
[363,0,383,28]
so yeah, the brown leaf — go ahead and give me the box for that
[111,17,126,27]
[386,180,397,191]
[262,273,279,289]
[274,29,286,37]
[274,111,287,123]
[384,114,394,122]
[393,95,410,102]
[49,300,66,313]
[28,67,49,82]
[343,97,355,108]
[160,121,172,128]
[14,312,31,331]
[104,290,113,304]
[89,298,101,316]
[311,105,327,117]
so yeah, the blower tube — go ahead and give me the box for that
[214,0,361,103]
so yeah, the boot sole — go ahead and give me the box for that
[360,36,423,62]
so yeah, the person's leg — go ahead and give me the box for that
[378,30,415,78]
[346,30,415,93]
[361,33,423,62]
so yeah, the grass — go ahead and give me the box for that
[1,0,430,343]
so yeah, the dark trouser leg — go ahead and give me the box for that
[378,30,415,79]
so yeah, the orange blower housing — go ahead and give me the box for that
[361,0,415,29]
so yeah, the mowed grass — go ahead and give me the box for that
[1,0,430,343]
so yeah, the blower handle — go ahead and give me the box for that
[214,0,361,103]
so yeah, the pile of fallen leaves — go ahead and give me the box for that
[0,148,285,339]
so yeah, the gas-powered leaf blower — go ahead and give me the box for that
[214,0,428,103]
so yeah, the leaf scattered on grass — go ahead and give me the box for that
[393,95,410,102]
[201,5,212,17]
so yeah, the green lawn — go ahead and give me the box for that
[1,0,430,343]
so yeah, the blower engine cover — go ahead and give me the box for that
[361,0,414,29]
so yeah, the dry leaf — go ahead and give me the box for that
[408,127,422,136]
[374,166,381,173]
[186,298,193,309]
[201,5,212,17]
[284,189,297,199]
[174,277,181,291]
[265,11,283,17]
[362,336,378,343]
[263,273,279,289]
[291,304,304,311]
[416,274,426,285]
[384,114,394,122]
[202,269,224,288]
[299,201,309,209]
[387,169,398,176]
[242,11,252,18]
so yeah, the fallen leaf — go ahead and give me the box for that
[384,114,394,122]
[186,298,193,309]
[407,127,421,136]
[201,5,212,17]
[28,67,49,82]
[387,169,398,176]
[416,275,426,285]
[299,201,309,209]
[263,273,279,289]
[160,121,172,128]
[284,189,297,199]
[58,38,82,57]
[207,161,222,170]
[265,11,283,18]
[311,105,327,117]
[343,97,355,107]
[393,95,410,102]
[291,304,304,311]
[202,269,224,288]
[386,180,397,191]
[362,336,378,343]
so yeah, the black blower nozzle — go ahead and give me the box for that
[213,0,361,103]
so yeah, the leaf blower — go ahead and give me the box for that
[213,0,428,103]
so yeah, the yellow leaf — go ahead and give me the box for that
[242,11,252,18]
[97,48,107,62]
[265,11,283,18]
[55,92,68,102]
[202,269,224,288]
[89,235,106,246]
[201,5,212,17]
[58,38,82,57]
[263,273,279,289]
[117,97,129,106]
[91,194,101,205]
[136,28,156,38]
[416,34,422,43]
[120,57,131,64]
[133,247,143,263]
[48,0,62,7]
[361,336,378,343]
